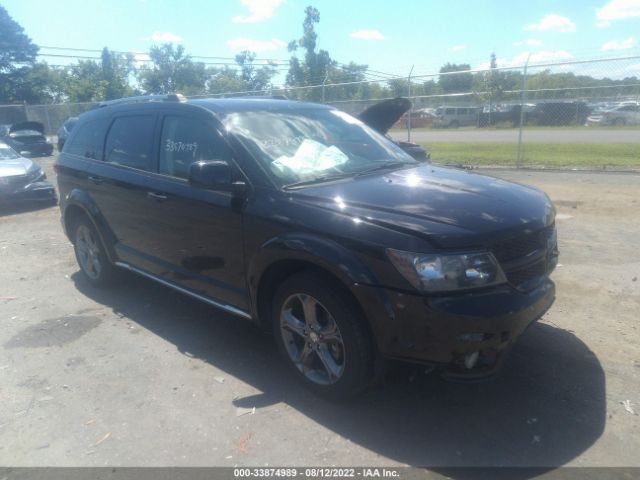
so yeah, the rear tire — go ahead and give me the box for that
[272,272,373,399]
[72,216,119,287]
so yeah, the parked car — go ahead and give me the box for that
[478,104,536,127]
[528,102,591,126]
[357,98,430,161]
[0,142,57,204]
[0,121,54,157]
[433,106,480,128]
[56,94,557,398]
[586,103,640,126]
[57,117,79,151]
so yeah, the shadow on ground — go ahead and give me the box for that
[72,272,606,474]
[0,200,57,218]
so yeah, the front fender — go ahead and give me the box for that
[63,188,118,263]
[248,232,396,349]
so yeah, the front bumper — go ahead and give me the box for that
[356,279,555,380]
[13,143,54,157]
[0,180,57,203]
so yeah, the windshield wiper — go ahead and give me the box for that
[354,161,415,177]
[283,172,355,190]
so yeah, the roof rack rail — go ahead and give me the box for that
[95,93,187,108]
[224,94,288,100]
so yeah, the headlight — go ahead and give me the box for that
[387,249,506,292]
[27,165,45,181]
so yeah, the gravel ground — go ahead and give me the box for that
[0,156,639,469]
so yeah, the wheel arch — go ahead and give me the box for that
[63,189,117,263]
[249,233,392,352]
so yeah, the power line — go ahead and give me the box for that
[37,45,290,64]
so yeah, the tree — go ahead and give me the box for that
[438,63,473,94]
[286,6,334,101]
[234,50,277,93]
[0,5,40,102]
[137,44,207,95]
[0,5,38,74]
[101,47,135,100]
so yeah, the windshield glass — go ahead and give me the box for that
[0,146,20,160]
[222,107,416,187]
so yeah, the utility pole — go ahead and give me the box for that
[407,65,414,142]
[517,54,531,168]
[322,71,329,103]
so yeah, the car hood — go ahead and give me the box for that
[0,157,33,177]
[289,165,555,248]
[10,121,45,135]
[357,98,410,134]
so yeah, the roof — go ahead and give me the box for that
[189,97,332,114]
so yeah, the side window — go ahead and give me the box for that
[65,118,110,160]
[104,115,156,170]
[445,108,455,115]
[458,108,468,115]
[159,116,231,179]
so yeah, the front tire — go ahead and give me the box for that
[72,216,119,287]
[272,272,373,399]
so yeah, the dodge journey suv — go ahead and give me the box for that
[56,94,557,398]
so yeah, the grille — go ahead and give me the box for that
[0,174,30,193]
[504,260,548,288]
[490,224,556,290]
[491,224,555,263]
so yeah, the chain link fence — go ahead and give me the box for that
[2,55,639,169]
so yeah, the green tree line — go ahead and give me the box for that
[1,4,638,106]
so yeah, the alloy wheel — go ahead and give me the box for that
[76,224,102,280]
[279,293,346,385]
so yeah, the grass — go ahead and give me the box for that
[390,125,640,133]
[423,142,640,167]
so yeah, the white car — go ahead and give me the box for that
[586,103,640,126]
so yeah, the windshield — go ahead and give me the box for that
[0,146,20,160]
[222,107,416,187]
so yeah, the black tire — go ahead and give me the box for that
[272,271,373,399]
[71,215,119,287]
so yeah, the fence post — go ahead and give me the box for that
[43,105,53,135]
[516,54,531,168]
[407,65,414,142]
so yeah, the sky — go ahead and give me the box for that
[4,0,640,84]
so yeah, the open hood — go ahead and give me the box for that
[357,98,411,134]
[10,121,45,135]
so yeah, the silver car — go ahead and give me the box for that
[0,142,56,204]
[586,103,640,126]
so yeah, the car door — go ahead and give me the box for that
[135,112,248,311]
[86,113,161,266]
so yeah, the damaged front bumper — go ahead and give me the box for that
[357,279,556,380]
[0,180,57,204]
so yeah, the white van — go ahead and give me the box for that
[434,106,479,128]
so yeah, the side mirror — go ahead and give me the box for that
[188,160,245,193]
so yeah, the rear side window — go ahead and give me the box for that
[105,115,156,170]
[159,116,231,179]
[458,108,468,114]
[65,118,110,160]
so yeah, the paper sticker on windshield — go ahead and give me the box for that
[330,110,363,125]
[272,139,347,175]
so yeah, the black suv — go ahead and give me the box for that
[56,94,557,398]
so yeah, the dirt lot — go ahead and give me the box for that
[1,156,639,469]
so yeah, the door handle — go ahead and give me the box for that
[147,191,168,201]
[87,175,103,184]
